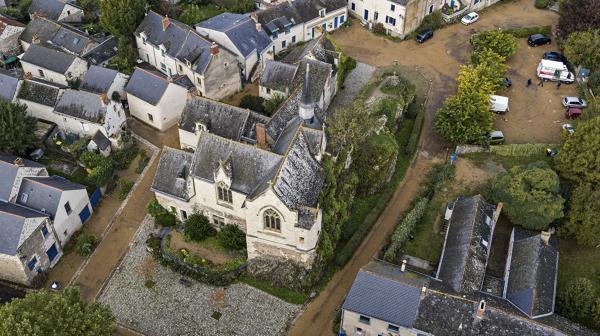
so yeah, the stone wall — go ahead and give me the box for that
[247,256,309,291]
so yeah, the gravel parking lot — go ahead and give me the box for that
[98,217,301,336]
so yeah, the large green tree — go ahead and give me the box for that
[555,116,600,185]
[326,100,379,153]
[489,163,564,230]
[470,30,518,59]
[353,132,399,196]
[434,91,493,144]
[0,288,114,336]
[563,30,600,71]
[563,182,600,246]
[558,0,600,35]
[0,101,37,155]
[99,0,147,37]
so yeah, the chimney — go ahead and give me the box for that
[161,15,170,31]
[14,158,24,166]
[476,300,486,319]
[250,12,258,23]
[100,93,109,105]
[256,123,267,149]
[400,259,407,272]
[31,34,40,44]
[298,63,315,121]
[256,23,262,32]
[540,227,555,245]
[210,42,219,55]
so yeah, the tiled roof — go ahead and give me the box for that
[80,65,119,94]
[21,44,76,74]
[91,130,111,150]
[0,70,19,102]
[257,0,346,35]
[0,16,25,37]
[125,68,170,105]
[17,176,85,217]
[197,13,272,57]
[28,0,72,21]
[260,60,298,92]
[0,153,45,202]
[0,201,47,255]
[54,89,107,123]
[151,147,195,201]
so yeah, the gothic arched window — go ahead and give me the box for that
[217,183,232,203]
[264,209,281,232]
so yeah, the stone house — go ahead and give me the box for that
[20,44,88,86]
[125,67,190,132]
[0,201,62,286]
[256,0,348,54]
[28,0,84,23]
[79,65,129,101]
[196,13,273,81]
[259,60,299,100]
[152,69,328,269]
[134,11,242,100]
[0,16,25,58]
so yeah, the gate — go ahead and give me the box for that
[90,188,102,208]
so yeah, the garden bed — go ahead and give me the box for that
[169,231,234,265]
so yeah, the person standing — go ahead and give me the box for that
[527,78,532,87]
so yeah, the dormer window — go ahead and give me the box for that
[319,9,326,17]
[217,182,232,203]
[264,209,281,232]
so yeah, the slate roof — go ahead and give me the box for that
[0,201,47,256]
[260,60,298,92]
[80,65,119,94]
[0,70,19,102]
[28,0,74,21]
[50,26,96,55]
[91,130,111,150]
[17,176,85,217]
[151,147,194,201]
[19,16,61,45]
[20,44,76,74]
[16,79,62,107]
[504,228,558,319]
[180,97,269,142]
[437,195,497,293]
[135,11,216,75]
[282,34,339,69]
[293,58,331,104]
[125,68,170,105]
[343,261,426,328]
[197,13,272,58]
[266,88,325,140]
[191,132,282,195]
[257,0,346,35]
[0,16,25,36]
[0,153,45,202]
[54,89,107,123]
[81,36,119,65]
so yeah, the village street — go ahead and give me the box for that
[287,0,558,334]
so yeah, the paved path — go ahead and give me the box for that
[287,1,558,334]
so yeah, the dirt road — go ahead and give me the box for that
[288,1,558,334]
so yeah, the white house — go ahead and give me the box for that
[196,13,273,81]
[256,0,348,54]
[125,67,189,132]
[20,44,88,86]
[87,130,112,157]
[80,65,129,101]
[28,0,84,23]
[16,79,63,121]
[134,11,242,100]
[0,16,25,58]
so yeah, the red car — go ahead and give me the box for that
[565,107,582,119]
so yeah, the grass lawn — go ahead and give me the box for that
[401,200,445,264]
[463,152,552,170]
[557,238,600,296]
[240,276,309,305]
[196,236,227,253]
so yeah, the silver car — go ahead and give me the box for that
[562,96,587,108]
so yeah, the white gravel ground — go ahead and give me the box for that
[98,217,301,336]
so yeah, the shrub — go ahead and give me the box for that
[381,76,416,102]
[144,279,156,288]
[117,178,134,200]
[500,25,552,38]
[264,93,285,116]
[417,11,444,32]
[383,197,428,262]
[354,132,399,196]
[184,214,216,241]
[65,137,89,157]
[588,72,600,95]
[534,0,550,9]
[373,98,399,129]
[405,102,420,119]
[135,152,149,174]
[147,199,177,227]
[239,95,265,113]
[76,233,97,257]
[373,23,386,35]
[112,141,139,170]
[406,106,424,154]
[558,277,596,323]
[80,152,115,187]
[217,224,246,251]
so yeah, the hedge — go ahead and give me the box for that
[534,0,550,9]
[406,105,424,154]
[383,198,429,262]
[500,26,552,38]
[490,143,553,157]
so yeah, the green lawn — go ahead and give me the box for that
[401,200,445,264]
[239,276,309,305]
[463,152,552,170]
[557,238,600,296]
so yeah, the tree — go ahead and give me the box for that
[99,0,147,37]
[353,132,399,196]
[239,95,265,113]
[0,101,37,155]
[561,182,600,246]
[80,151,115,187]
[471,30,518,59]
[489,163,564,230]
[588,72,600,95]
[558,277,596,323]
[326,100,379,153]
[217,224,246,250]
[263,93,285,116]
[434,91,493,144]
[457,62,507,96]
[558,0,600,36]
[0,288,114,336]
[555,116,600,185]
[563,30,600,71]
[77,0,100,21]
[184,213,216,241]
[179,4,222,26]
[109,37,139,75]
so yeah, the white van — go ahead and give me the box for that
[490,95,509,114]
[536,59,574,83]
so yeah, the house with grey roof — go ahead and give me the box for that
[87,130,112,157]
[20,44,88,86]
[196,13,274,81]
[259,60,298,99]
[0,201,62,286]
[178,96,270,149]
[125,67,189,131]
[0,70,21,102]
[152,68,327,268]
[28,0,83,23]
[134,11,241,100]
[503,227,559,319]
[0,15,25,58]
[0,154,48,204]
[256,0,347,54]
[16,79,64,125]
[80,65,129,100]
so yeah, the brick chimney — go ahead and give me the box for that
[14,158,24,166]
[100,93,109,106]
[250,12,258,23]
[400,259,407,272]
[210,42,219,55]
[541,227,555,245]
[161,15,170,31]
[256,22,262,32]
[476,300,486,319]
[31,33,40,44]
[256,123,267,149]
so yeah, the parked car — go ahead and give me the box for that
[489,131,505,145]
[543,51,567,63]
[562,123,574,134]
[415,29,433,43]
[565,107,583,119]
[461,12,479,25]
[489,95,509,114]
[562,96,587,108]
[528,34,551,47]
